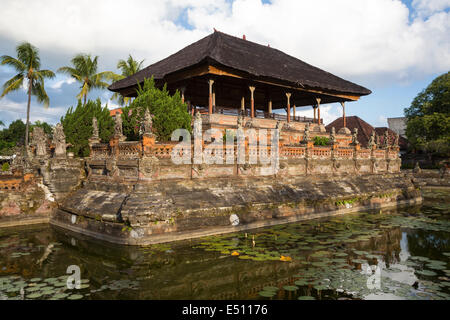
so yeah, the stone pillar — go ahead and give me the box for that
[110,136,120,158]
[340,101,346,128]
[293,104,296,121]
[208,79,214,115]
[286,93,291,123]
[268,99,272,114]
[249,86,255,118]
[316,97,321,124]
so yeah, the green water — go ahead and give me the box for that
[0,188,449,300]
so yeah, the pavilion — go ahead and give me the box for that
[109,30,371,124]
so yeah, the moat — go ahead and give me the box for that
[0,187,449,300]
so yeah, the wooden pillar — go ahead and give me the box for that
[316,98,321,124]
[208,79,214,114]
[180,87,186,103]
[286,93,291,123]
[241,96,245,113]
[293,104,296,121]
[340,101,346,127]
[268,99,272,114]
[249,86,255,118]
[313,105,317,123]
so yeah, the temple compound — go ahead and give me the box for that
[47,31,422,245]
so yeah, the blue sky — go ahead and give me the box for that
[0,0,449,128]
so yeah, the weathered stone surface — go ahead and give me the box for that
[51,172,421,245]
[411,169,450,187]
[59,188,127,222]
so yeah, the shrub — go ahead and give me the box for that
[121,77,191,142]
[1,162,10,172]
[313,136,329,146]
[60,99,114,157]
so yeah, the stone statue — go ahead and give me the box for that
[32,127,47,157]
[329,127,336,145]
[394,133,399,147]
[237,114,244,130]
[368,131,376,149]
[303,123,310,143]
[351,128,359,145]
[376,133,380,148]
[383,130,390,149]
[53,123,66,158]
[245,118,253,128]
[114,114,126,141]
[143,108,153,135]
[92,117,99,141]
[413,161,421,174]
[275,120,282,131]
[194,111,203,138]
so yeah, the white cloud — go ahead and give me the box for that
[50,77,75,90]
[0,0,447,86]
[293,104,343,126]
[0,97,67,124]
[412,0,450,18]
[375,115,388,127]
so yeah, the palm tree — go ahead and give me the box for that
[58,54,118,105]
[0,120,4,127]
[112,54,144,106]
[0,42,55,152]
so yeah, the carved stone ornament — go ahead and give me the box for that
[32,126,48,157]
[53,123,66,157]
[139,156,158,175]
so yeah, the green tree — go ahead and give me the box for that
[112,55,144,106]
[31,120,53,135]
[0,119,26,155]
[0,120,4,127]
[0,42,55,152]
[58,54,118,106]
[60,99,114,157]
[404,72,450,156]
[121,78,191,142]
[4,119,26,145]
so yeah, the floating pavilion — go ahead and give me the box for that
[109,30,371,124]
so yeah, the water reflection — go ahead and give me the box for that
[0,188,449,300]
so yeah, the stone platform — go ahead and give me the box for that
[50,172,422,245]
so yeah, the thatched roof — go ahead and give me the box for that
[109,31,371,97]
[326,116,408,149]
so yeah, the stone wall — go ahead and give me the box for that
[410,169,450,187]
[51,172,421,245]
[0,158,85,226]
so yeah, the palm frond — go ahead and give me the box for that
[1,74,24,97]
[37,69,56,79]
[78,82,89,100]
[0,55,26,72]
[57,66,82,81]
[16,42,40,70]
[31,80,50,108]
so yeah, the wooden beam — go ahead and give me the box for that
[249,86,255,118]
[207,65,361,101]
[316,97,321,124]
[208,79,214,114]
[340,101,346,127]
